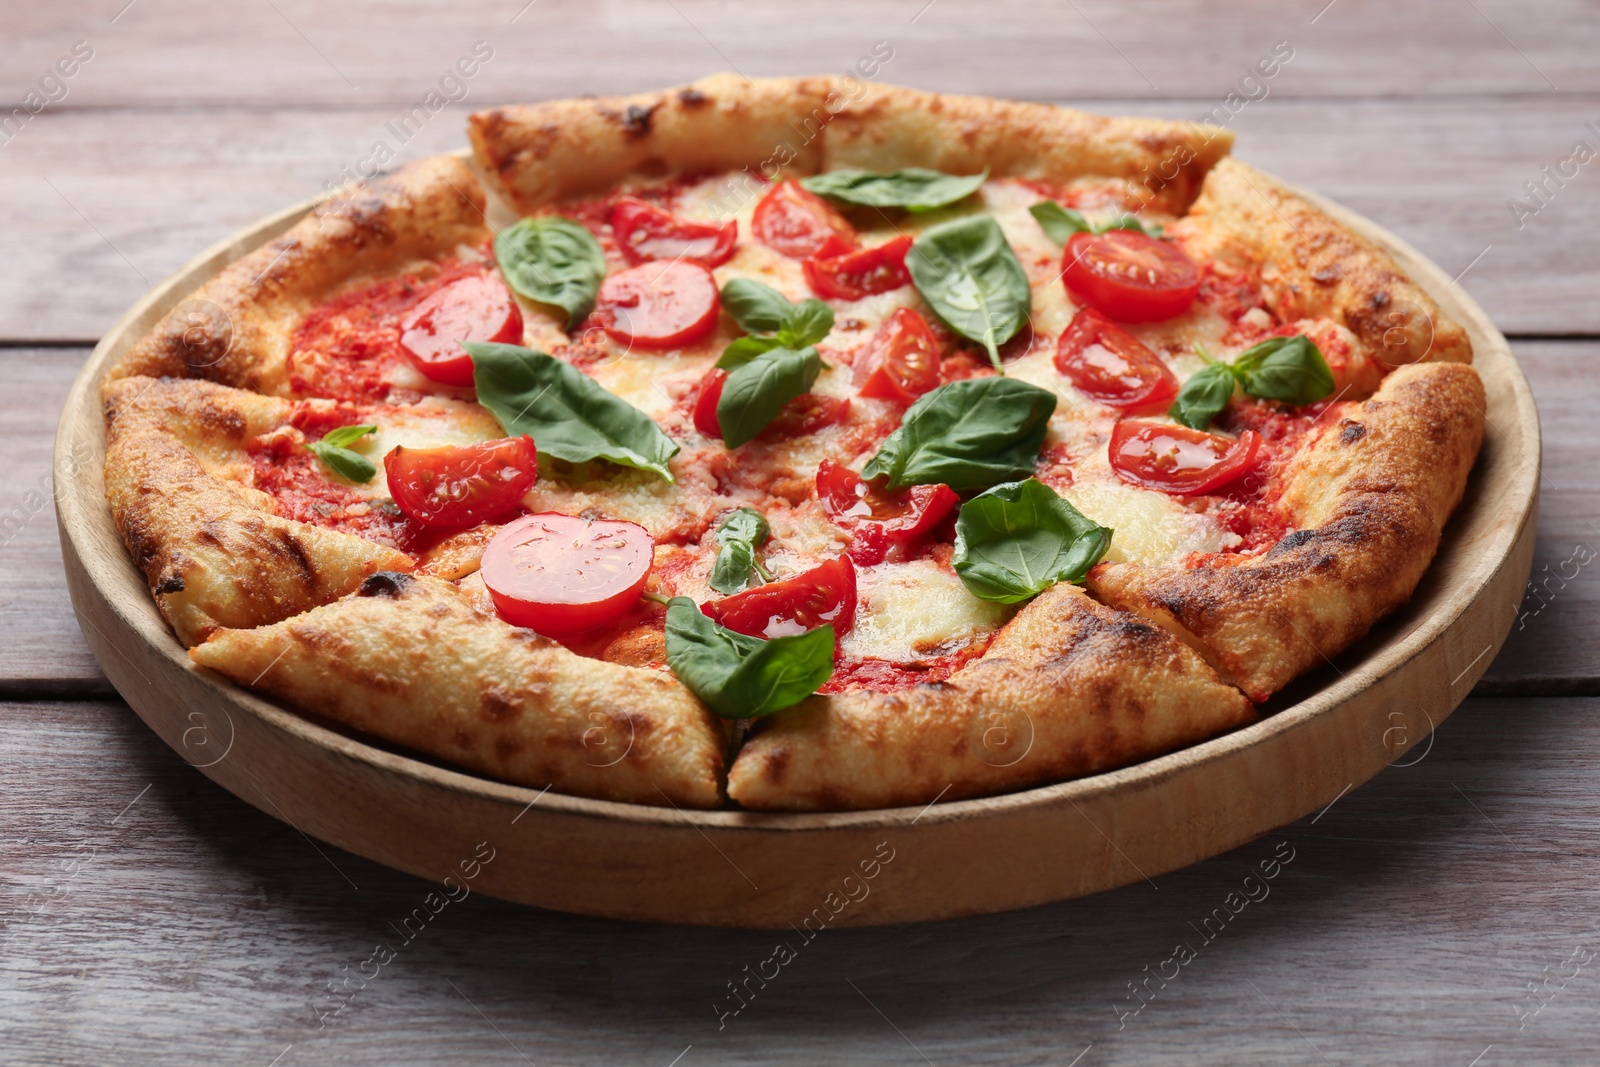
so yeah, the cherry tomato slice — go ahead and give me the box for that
[1054,307,1179,412]
[804,235,913,301]
[398,274,523,387]
[853,307,942,403]
[816,459,959,564]
[594,261,720,349]
[705,556,857,639]
[1108,420,1262,495]
[752,180,857,260]
[482,512,654,635]
[1063,230,1201,323]
[611,197,738,268]
[384,435,539,530]
[759,394,850,441]
[692,368,727,439]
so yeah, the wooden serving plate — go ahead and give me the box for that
[55,167,1538,929]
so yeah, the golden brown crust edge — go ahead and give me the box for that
[109,155,490,396]
[468,74,1233,214]
[1089,362,1486,703]
[103,376,412,645]
[1174,158,1472,375]
[820,83,1233,214]
[727,585,1255,812]
[189,573,727,809]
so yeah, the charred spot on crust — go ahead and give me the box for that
[1370,290,1391,309]
[678,87,710,108]
[758,744,791,784]
[153,573,186,595]
[480,686,522,722]
[358,571,415,598]
[622,103,658,138]
[1311,266,1341,286]
[1269,528,1319,557]
[274,528,318,587]
[1339,420,1368,444]
[1105,615,1165,647]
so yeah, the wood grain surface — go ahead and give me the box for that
[4,695,1597,1065]
[4,0,1599,1061]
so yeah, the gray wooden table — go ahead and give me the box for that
[4,2,1599,1063]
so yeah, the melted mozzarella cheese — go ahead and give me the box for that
[842,561,1010,664]
[1064,480,1238,565]
[338,398,502,500]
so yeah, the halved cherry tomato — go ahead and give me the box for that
[1107,420,1262,495]
[705,555,857,639]
[804,234,913,301]
[384,435,539,530]
[611,197,738,268]
[759,394,850,441]
[816,458,959,565]
[398,274,523,387]
[752,180,857,260]
[692,368,727,439]
[1063,230,1201,323]
[594,261,720,348]
[481,512,654,635]
[853,307,942,403]
[1054,307,1179,412]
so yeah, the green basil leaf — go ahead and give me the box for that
[777,299,834,349]
[953,478,1112,603]
[862,377,1056,493]
[907,215,1031,372]
[721,278,795,334]
[717,335,781,370]
[709,507,771,595]
[664,596,835,719]
[1029,201,1092,244]
[494,217,606,330]
[307,442,376,484]
[717,346,822,449]
[1232,335,1336,406]
[319,423,377,449]
[1031,201,1164,242]
[466,342,679,481]
[1099,214,1165,239]
[1168,363,1238,431]
[800,167,988,212]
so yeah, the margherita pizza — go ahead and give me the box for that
[103,75,1484,812]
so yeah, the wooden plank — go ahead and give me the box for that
[1480,340,1600,692]
[2,339,1594,693]
[2,694,1596,1063]
[5,94,1600,343]
[0,348,112,696]
[3,0,1594,108]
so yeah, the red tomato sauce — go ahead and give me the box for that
[1187,397,1339,561]
[821,639,994,695]
[288,256,492,403]
[247,437,412,548]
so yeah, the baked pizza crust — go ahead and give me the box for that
[727,584,1254,811]
[109,155,491,396]
[189,572,727,808]
[103,376,411,645]
[1173,158,1472,389]
[1089,361,1486,703]
[469,74,1232,214]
